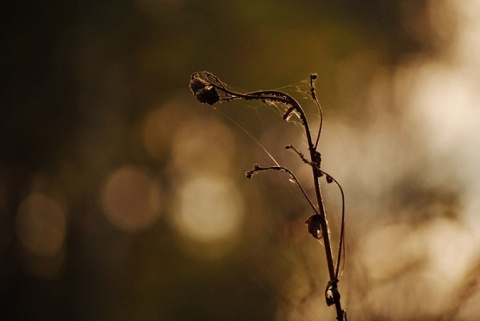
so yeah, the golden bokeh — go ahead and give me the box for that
[101,166,163,232]
[5,0,480,320]
[172,174,244,244]
[16,193,66,258]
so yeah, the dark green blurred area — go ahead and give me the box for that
[1,1,462,320]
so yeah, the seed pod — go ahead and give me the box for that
[195,87,220,105]
[305,214,322,239]
[189,77,207,95]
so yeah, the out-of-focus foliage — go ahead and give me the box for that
[2,0,480,320]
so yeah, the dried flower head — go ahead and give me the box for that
[189,77,207,94]
[189,76,220,105]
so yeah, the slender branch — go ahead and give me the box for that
[286,143,345,279]
[190,71,316,156]
[321,170,346,280]
[245,164,319,215]
[309,73,324,150]
[189,71,346,320]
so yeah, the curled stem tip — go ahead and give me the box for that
[189,71,309,131]
[189,74,220,105]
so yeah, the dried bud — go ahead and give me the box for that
[195,87,220,105]
[189,75,220,105]
[305,214,322,239]
[189,77,207,95]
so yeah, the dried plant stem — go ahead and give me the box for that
[190,71,346,320]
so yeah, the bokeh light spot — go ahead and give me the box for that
[171,115,236,176]
[16,193,66,258]
[173,175,244,244]
[142,102,194,161]
[101,166,162,232]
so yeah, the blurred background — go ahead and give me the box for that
[2,0,480,320]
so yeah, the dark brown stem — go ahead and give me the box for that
[190,71,346,320]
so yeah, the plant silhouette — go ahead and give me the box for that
[190,71,347,320]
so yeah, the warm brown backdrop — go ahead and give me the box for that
[2,1,480,320]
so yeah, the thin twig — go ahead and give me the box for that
[245,164,319,215]
[190,71,347,320]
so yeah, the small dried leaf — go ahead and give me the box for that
[305,214,322,239]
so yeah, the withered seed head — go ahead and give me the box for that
[189,76,220,105]
[195,87,220,105]
[189,77,207,94]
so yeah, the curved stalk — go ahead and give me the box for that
[190,71,346,320]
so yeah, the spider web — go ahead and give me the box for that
[211,76,321,167]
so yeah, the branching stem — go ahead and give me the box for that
[190,71,347,320]
[245,164,318,215]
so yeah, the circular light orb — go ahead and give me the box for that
[173,175,244,244]
[101,166,162,232]
[16,193,66,258]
